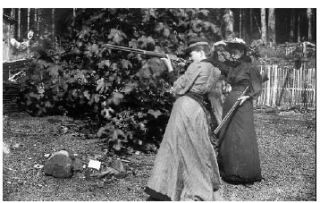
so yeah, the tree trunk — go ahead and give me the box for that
[10,9,16,38]
[73,8,76,27]
[36,9,40,34]
[297,15,301,42]
[261,8,267,43]
[27,8,30,32]
[268,8,276,44]
[239,9,242,38]
[52,9,55,42]
[307,8,312,41]
[27,8,31,56]
[250,9,253,38]
[290,9,295,42]
[223,9,234,40]
[33,8,38,32]
[6,9,15,61]
[17,8,21,39]
[242,9,247,41]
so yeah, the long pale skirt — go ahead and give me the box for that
[145,96,221,201]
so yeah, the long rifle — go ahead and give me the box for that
[103,44,188,64]
[213,86,249,134]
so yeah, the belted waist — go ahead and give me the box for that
[231,85,249,92]
[185,91,207,103]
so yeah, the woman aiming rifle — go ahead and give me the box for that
[145,38,223,201]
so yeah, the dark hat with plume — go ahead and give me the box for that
[224,38,249,52]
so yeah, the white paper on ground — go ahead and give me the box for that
[87,159,101,170]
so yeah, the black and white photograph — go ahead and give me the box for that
[2,5,317,201]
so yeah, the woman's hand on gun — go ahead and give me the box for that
[238,95,250,106]
[224,83,232,93]
[160,55,174,72]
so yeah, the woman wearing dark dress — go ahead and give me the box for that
[145,38,223,201]
[218,38,263,184]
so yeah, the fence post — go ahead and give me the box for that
[312,68,315,107]
[272,65,278,106]
[258,65,262,106]
[291,68,295,105]
[266,65,271,106]
[259,59,315,109]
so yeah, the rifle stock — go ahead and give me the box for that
[213,86,249,134]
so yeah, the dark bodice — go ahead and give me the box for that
[227,61,262,99]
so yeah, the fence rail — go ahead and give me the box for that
[256,62,316,108]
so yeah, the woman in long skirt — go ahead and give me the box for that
[218,38,263,184]
[145,38,222,201]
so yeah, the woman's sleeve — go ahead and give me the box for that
[167,71,177,84]
[171,64,201,95]
[248,66,263,99]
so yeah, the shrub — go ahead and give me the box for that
[18,8,224,153]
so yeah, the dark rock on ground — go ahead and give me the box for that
[44,150,74,178]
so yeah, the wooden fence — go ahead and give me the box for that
[256,63,316,108]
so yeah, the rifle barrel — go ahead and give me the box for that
[104,44,167,58]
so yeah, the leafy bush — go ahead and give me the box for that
[18,8,224,153]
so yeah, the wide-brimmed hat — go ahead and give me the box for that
[213,40,227,47]
[224,38,249,52]
[185,37,210,55]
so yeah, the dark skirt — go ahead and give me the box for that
[218,90,262,184]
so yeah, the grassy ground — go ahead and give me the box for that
[2,110,316,201]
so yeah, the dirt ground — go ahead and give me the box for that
[2,110,316,201]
